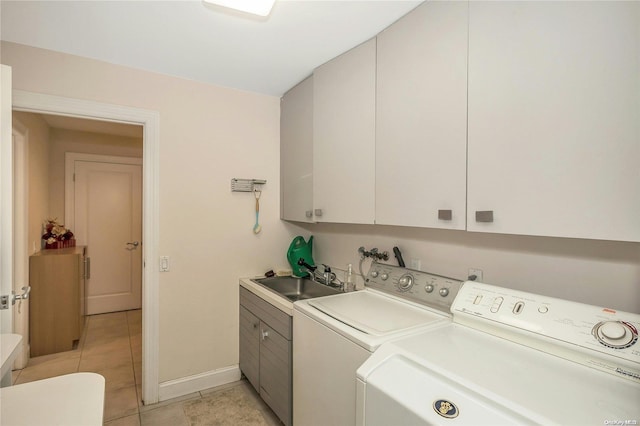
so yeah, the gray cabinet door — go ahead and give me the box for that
[239,305,260,391]
[259,322,292,426]
[239,286,293,426]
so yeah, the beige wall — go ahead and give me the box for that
[2,41,299,382]
[4,39,638,392]
[13,111,50,253]
[296,223,640,313]
[48,127,143,220]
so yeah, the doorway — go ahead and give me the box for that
[13,114,144,403]
[11,89,160,405]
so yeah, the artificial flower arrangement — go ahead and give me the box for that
[42,218,76,249]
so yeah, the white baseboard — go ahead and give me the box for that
[158,365,241,402]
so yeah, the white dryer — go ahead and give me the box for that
[357,282,640,425]
[294,263,462,426]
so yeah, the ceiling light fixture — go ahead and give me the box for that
[203,0,276,17]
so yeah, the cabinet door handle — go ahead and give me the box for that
[475,211,494,223]
[252,322,258,329]
[438,210,452,221]
[85,257,91,279]
[314,209,323,217]
[305,210,313,218]
[261,329,269,340]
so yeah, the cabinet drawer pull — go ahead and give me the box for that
[314,209,323,217]
[84,257,91,279]
[438,210,452,221]
[475,211,494,223]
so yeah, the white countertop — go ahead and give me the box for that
[239,277,294,315]
[0,372,105,426]
[1,334,22,380]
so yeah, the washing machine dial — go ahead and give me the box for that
[439,288,450,297]
[592,321,638,349]
[371,270,379,278]
[381,273,389,281]
[397,274,414,292]
[424,284,434,293]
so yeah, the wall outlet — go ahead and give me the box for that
[410,258,421,270]
[468,268,483,282]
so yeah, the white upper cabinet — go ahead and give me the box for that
[281,76,314,222]
[376,1,468,229]
[467,2,640,241]
[313,38,376,224]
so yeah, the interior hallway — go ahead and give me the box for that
[12,310,281,425]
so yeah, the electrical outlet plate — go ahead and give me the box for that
[160,256,170,272]
[410,258,421,270]
[468,268,483,282]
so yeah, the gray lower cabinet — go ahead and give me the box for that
[239,287,292,426]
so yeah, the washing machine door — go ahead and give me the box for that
[357,354,541,426]
[356,324,640,426]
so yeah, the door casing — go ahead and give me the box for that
[12,90,160,405]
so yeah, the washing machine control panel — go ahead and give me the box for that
[452,282,640,382]
[366,264,462,313]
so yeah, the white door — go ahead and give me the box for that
[1,64,14,333]
[12,120,29,368]
[74,159,142,314]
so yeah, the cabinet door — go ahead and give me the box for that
[281,76,314,222]
[259,323,292,426]
[239,305,260,392]
[467,2,640,241]
[29,251,81,357]
[313,38,376,224]
[376,1,468,230]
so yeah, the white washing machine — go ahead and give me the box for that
[357,282,640,425]
[293,263,463,426]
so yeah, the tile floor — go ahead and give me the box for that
[12,310,282,426]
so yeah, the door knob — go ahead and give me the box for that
[126,241,140,248]
[12,286,31,304]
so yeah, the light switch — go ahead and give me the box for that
[160,256,170,272]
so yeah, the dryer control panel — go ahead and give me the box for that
[452,282,640,382]
[366,264,462,313]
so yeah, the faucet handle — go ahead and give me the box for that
[297,258,317,271]
[322,264,331,273]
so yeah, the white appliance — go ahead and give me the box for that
[357,282,640,425]
[293,263,462,426]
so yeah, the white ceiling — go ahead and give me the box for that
[1,0,422,96]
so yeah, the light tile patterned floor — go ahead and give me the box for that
[12,310,281,425]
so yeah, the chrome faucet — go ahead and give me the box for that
[322,264,333,286]
[297,259,345,290]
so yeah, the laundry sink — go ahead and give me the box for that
[252,276,341,302]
